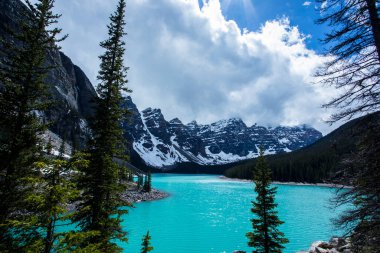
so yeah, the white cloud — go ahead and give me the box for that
[35,0,338,134]
[321,0,328,9]
[303,1,312,6]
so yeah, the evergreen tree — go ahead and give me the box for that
[143,171,152,192]
[57,151,106,253]
[128,171,134,182]
[246,149,288,253]
[73,0,131,251]
[0,0,65,251]
[141,231,153,253]
[333,116,380,252]
[31,140,79,253]
[316,1,380,251]
[137,175,143,190]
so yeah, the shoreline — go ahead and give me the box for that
[67,186,169,211]
[121,188,170,203]
[219,176,352,188]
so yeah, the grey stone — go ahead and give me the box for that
[0,0,97,148]
[315,247,329,253]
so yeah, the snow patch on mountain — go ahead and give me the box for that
[121,97,323,169]
[133,112,189,167]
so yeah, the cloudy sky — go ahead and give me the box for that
[30,0,342,134]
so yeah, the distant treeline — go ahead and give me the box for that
[224,113,380,183]
[131,113,379,184]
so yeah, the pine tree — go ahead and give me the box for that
[0,0,66,251]
[141,231,153,253]
[246,149,288,253]
[137,175,144,190]
[128,171,134,182]
[57,151,109,253]
[333,115,380,252]
[30,140,80,253]
[143,171,152,192]
[316,1,380,251]
[72,0,131,251]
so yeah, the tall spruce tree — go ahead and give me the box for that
[246,149,288,253]
[143,171,152,192]
[31,140,81,253]
[137,175,144,190]
[141,231,154,253]
[73,0,131,251]
[0,0,65,251]
[332,115,380,252]
[316,1,380,251]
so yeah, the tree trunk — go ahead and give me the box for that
[366,0,380,63]
[44,218,54,253]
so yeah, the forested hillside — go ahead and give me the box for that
[224,112,380,183]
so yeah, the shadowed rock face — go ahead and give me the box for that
[121,97,322,169]
[0,0,322,169]
[0,0,97,148]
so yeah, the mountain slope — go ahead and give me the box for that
[122,97,322,169]
[0,0,323,170]
[0,0,97,147]
[224,112,380,183]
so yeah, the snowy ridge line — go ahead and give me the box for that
[121,96,323,168]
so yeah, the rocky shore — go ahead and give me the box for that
[233,237,351,253]
[67,184,169,211]
[297,237,351,253]
[121,187,169,203]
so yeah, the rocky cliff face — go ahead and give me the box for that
[0,0,97,147]
[122,97,322,169]
[0,0,322,169]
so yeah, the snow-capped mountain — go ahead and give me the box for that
[0,0,322,170]
[122,97,322,169]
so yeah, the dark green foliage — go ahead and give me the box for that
[246,150,288,253]
[333,115,380,253]
[72,0,131,251]
[32,142,89,253]
[137,175,143,189]
[143,171,152,192]
[0,0,65,251]
[315,1,380,251]
[128,171,134,182]
[224,113,379,183]
[141,231,153,253]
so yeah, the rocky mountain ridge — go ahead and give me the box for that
[122,97,322,169]
[0,0,97,147]
[1,0,322,169]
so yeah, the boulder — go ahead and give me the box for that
[329,237,347,248]
[318,242,334,249]
[305,237,351,253]
[309,241,327,252]
[314,247,329,253]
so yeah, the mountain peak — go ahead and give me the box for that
[169,118,183,125]
[142,107,163,117]
[122,101,322,168]
[187,120,198,126]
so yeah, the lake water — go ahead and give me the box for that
[119,174,345,253]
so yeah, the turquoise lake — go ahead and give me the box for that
[118,174,345,253]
